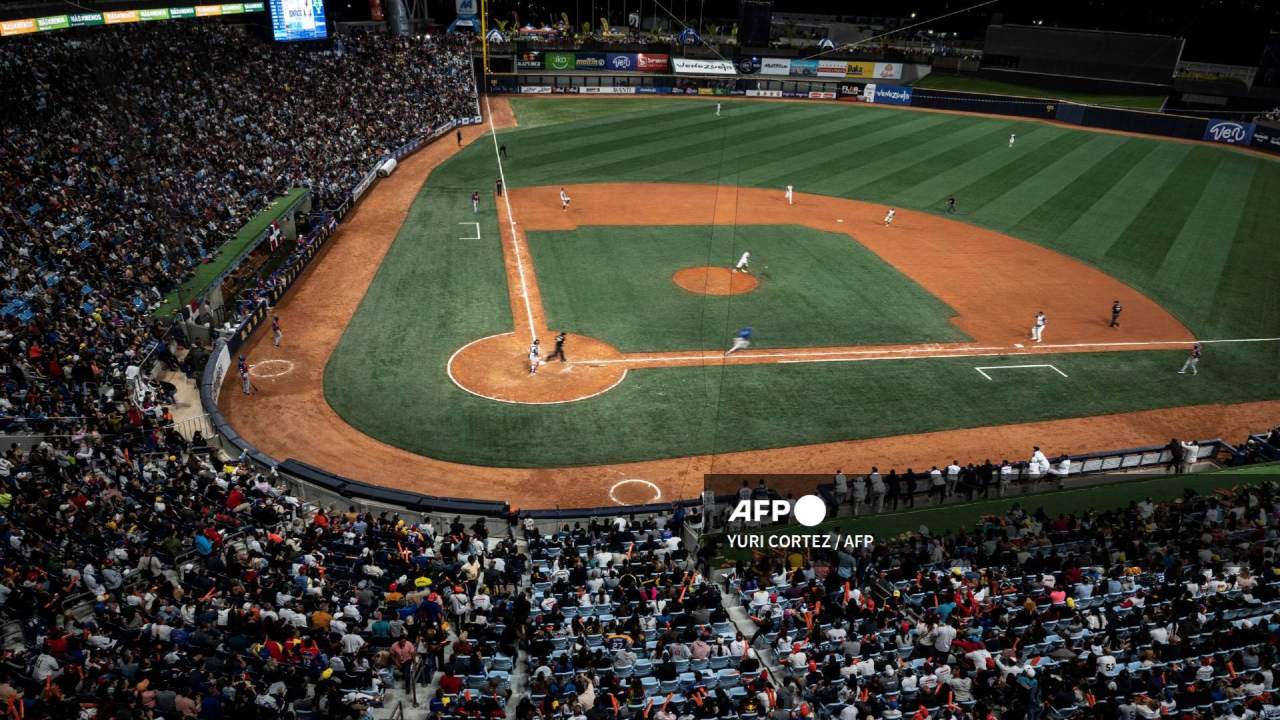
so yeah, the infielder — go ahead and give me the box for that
[528,338,541,375]
[1031,311,1047,342]
[1178,342,1201,375]
[735,251,751,273]
[559,188,571,211]
[785,185,794,205]
[271,315,283,347]
[1009,133,1016,148]
[1110,300,1122,328]
[883,208,896,226]
[238,354,252,395]
[725,327,752,355]
[472,191,480,213]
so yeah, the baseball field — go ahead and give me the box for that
[221,96,1280,509]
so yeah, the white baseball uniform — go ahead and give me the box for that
[1031,313,1046,342]
[735,251,750,272]
[716,103,721,116]
[785,185,793,205]
[559,190,570,210]
[529,342,541,374]
[1009,133,1016,148]
[884,209,896,226]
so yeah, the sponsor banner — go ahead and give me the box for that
[844,61,876,78]
[210,344,231,404]
[221,3,245,13]
[195,5,222,16]
[1250,127,1280,152]
[69,12,105,25]
[576,86,636,94]
[671,57,736,75]
[516,51,543,70]
[636,53,669,72]
[874,62,903,80]
[697,87,715,95]
[838,83,864,98]
[606,53,636,71]
[169,7,197,18]
[544,51,575,71]
[0,18,36,35]
[520,85,553,94]
[575,52,607,69]
[1203,119,1255,145]
[782,91,809,98]
[244,1,265,9]
[37,15,71,30]
[139,8,171,20]
[808,91,837,99]
[729,89,747,96]
[746,89,783,97]
[790,59,818,77]
[816,59,848,78]
[736,57,758,74]
[635,86,672,94]
[872,84,912,105]
[103,10,140,23]
[760,57,791,75]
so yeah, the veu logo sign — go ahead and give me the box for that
[728,494,827,526]
[1207,122,1247,142]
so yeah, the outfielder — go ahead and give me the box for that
[1031,311,1047,342]
[883,208,896,226]
[1178,342,1201,375]
[716,102,721,116]
[735,251,751,273]
[559,188,571,211]
[238,354,252,395]
[1009,133,1017,148]
[528,338,541,375]
[271,315,283,347]
[785,185,794,205]
[472,191,480,213]
[725,327,752,355]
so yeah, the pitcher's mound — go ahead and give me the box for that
[672,266,759,296]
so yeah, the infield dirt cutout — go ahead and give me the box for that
[218,95,1280,509]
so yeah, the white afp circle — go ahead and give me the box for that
[792,494,827,527]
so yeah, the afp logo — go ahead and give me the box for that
[728,494,827,527]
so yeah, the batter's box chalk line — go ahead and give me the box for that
[974,364,1069,381]
[248,359,295,379]
[609,479,662,506]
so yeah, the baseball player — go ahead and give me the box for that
[528,338,541,375]
[725,327,752,355]
[271,315,283,347]
[559,188,571,211]
[1031,311,1047,343]
[1009,133,1016,148]
[472,191,480,213]
[1110,300,1122,328]
[238,354,252,395]
[546,331,567,362]
[883,208,896,226]
[785,185,794,205]
[946,196,957,214]
[735,251,751,273]
[716,102,721,117]
[1178,342,1201,375]
[495,177,504,196]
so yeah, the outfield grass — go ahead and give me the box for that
[527,225,967,351]
[324,98,1280,468]
[509,96,704,129]
[720,471,1275,562]
[911,73,1167,110]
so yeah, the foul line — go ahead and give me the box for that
[485,95,537,340]
[565,337,1280,368]
[974,364,1069,381]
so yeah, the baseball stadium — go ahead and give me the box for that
[2,0,1280,717]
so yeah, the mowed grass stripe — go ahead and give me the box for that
[975,134,1129,233]
[1008,138,1159,243]
[1147,157,1256,335]
[508,97,705,130]
[1206,161,1280,337]
[1050,143,1194,260]
[1103,147,1224,275]
[749,112,956,189]
[867,123,1019,201]
[957,132,1094,216]
[512,100,752,149]
[721,107,899,177]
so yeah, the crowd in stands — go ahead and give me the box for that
[0,24,477,436]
